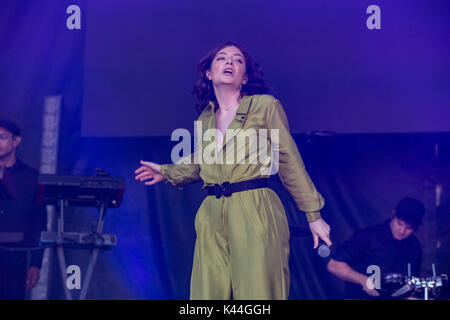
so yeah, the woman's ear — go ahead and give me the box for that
[206,70,212,80]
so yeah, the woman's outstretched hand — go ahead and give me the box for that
[308,218,332,249]
[135,160,164,186]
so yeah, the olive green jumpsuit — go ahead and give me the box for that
[160,94,324,300]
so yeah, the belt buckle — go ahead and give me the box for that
[214,181,232,198]
[221,182,232,197]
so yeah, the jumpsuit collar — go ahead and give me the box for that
[205,95,253,154]
[206,95,253,123]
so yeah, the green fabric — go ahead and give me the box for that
[160,94,324,299]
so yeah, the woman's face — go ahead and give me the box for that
[207,45,248,90]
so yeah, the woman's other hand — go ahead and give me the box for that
[134,160,164,185]
[308,218,332,249]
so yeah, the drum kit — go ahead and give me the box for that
[383,264,448,300]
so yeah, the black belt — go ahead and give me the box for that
[206,178,269,199]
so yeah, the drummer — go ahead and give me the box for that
[327,197,424,299]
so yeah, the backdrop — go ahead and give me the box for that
[0,0,449,299]
[81,0,450,136]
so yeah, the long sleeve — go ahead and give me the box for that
[160,151,201,189]
[266,98,325,222]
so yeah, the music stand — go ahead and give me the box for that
[37,173,125,300]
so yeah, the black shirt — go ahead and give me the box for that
[332,219,422,299]
[0,160,46,267]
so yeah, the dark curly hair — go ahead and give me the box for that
[192,41,270,114]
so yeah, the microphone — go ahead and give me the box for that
[317,241,331,258]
